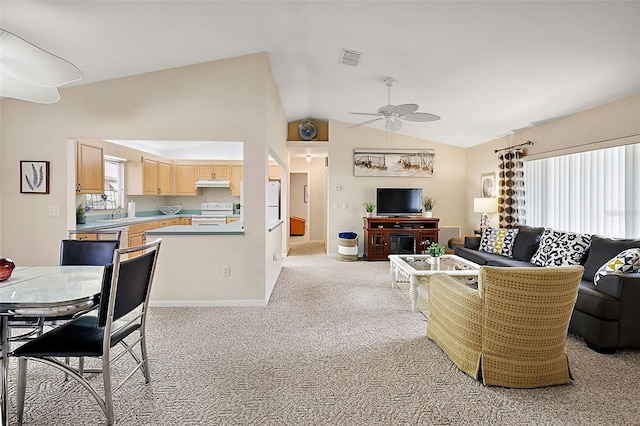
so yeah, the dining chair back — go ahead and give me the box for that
[8,239,121,345]
[59,239,120,266]
[10,238,162,426]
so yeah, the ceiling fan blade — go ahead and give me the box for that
[403,112,441,122]
[385,119,402,131]
[391,103,419,116]
[351,117,384,127]
[349,112,381,117]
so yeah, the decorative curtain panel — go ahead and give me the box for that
[497,148,525,227]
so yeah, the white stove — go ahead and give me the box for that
[192,202,234,226]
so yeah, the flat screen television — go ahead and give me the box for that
[376,187,423,217]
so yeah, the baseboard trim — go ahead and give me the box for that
[149,299,268,307]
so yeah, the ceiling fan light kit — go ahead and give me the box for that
[350,77,440,131]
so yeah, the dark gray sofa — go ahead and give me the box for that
[453,224,640,353]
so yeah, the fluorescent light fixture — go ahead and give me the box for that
[0,29,82,103]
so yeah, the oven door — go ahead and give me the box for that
[191,215,226,226]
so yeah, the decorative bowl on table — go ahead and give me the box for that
[159,205,182,215]
[0,257,16,281]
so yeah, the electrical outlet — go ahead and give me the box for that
[48,206,60,216]
[223,266,231,277]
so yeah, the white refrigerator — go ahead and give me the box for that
[268,181,280,221]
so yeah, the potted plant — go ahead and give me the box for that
[76,204,86,224]
[422,196,435,218]
[427,242,445,257]
[362,202,376,217]
[427,242,445,267]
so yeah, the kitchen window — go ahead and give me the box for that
[85,157,125,210]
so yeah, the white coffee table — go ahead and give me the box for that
[388,254,481,312]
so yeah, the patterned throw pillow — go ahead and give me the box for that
[530,229,591,267]
[479,227,520,258]
[594,248,640,285]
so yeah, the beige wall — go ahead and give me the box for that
[0,52,287,304]
[326,120,467,255]
[463,93,640,234]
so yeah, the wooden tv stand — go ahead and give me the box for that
[363,216,440,261]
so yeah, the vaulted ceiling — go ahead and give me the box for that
[2,1,638,147]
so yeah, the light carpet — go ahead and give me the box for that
[6,242,640,425]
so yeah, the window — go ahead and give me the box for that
[85,158,125,210]
[523,143,640,238]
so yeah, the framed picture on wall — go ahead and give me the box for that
[20,160,50,194]
[354,148,435,177]
[480,172,496,198]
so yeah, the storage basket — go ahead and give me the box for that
[338,234,359,261]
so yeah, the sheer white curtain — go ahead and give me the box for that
[523,143,640,238]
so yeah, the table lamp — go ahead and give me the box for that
[474,197,498,229]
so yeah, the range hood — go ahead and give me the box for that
[195,179,231,188]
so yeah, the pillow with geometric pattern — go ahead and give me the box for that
[479,227,520,258]
[530,228,591,267]
[594,248,640,285]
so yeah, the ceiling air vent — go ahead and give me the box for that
[339,49,362,66]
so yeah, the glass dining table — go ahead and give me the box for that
[0,265,105,426]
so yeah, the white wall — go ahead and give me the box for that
[326,120,467,255]
[0,53,287,304]
[463,93,640,235]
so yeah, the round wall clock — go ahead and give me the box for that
[298,120,318,141]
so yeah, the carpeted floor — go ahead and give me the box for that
[6,242,640,425]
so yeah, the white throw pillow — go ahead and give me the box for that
[594,248,640,285]
[530,229,591,267]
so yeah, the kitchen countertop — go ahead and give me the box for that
[146,220,244,235]
[75,213,191,231]
[76,213,281,235]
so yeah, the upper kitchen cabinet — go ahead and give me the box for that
[197,163,230,180]
[127,156,172,196]
[230,165,243,196]
[174,164,198,196]
[76,141,104,194]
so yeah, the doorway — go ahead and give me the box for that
[290,172,309,243]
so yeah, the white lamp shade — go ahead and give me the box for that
[474,197,498,213]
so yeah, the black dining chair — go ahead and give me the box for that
[8,237,121,344]
[10,238,162,426]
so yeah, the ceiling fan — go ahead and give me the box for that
[350,77,440,131]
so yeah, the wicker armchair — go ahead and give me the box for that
[426,265,584,388]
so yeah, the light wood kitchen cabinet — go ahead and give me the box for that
[197,163,230,180]
[76,141,104,194]
[128,221,159,257]
[174,164,198,196]
[141,157,172,195]
[180,217,192,225]
[158,162,172,194]
[74,233,98,240]
[158,218,180,227]
[230,165,243,196]
[268,165,281,180]
[226,217,240,224]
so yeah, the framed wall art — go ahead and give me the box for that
[354,148,435,177]
[480,172,496,198]
[20,160,50,194]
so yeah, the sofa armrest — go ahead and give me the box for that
[597,272,640,299]
[427,273,483,379]
[464,236,481,250]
